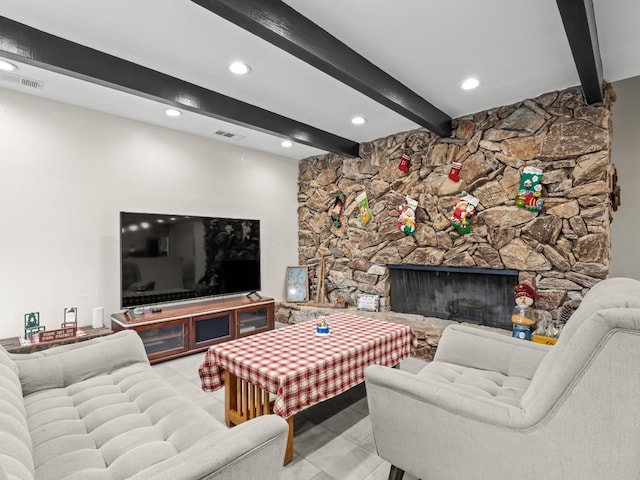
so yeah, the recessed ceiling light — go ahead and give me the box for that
[165,108,182,117]
[281,140,293,148]
[229,62,251,75]
[0,60,17,71]
[461,77,480,90]
[351,116,366,125]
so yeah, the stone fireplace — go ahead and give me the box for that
[388,265,518,329]
[287,84,615,354]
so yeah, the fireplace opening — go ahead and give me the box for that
[388,265,519,330]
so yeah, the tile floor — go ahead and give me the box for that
[152,344,426,480]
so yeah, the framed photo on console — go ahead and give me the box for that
[286,266,309,303]
[62,307,78,328]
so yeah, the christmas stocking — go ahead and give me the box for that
[330,191,346,227]
[448,162,462,182]
[451,193,479,234]
[515,166,544,212]
[397,196,418,235]
[398,152,411,173]
[355,191,372,226]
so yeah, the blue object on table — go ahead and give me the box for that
[316,326,330,336]
[512,324,531,341]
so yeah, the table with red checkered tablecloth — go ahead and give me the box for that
[198,312,417,419]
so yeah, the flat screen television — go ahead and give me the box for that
[120,212,261,309]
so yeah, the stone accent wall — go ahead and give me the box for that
[297,85,615,322]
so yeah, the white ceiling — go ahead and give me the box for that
[1,0,639,160]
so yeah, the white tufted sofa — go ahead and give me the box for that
[365,277,640,480]
[0,330,288,480]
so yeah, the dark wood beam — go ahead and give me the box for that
[0,16,360,157]
[556,0,604,103]
[191,0,452,138]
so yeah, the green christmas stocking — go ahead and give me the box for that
[515,166,544,212]
[355,191,372,226]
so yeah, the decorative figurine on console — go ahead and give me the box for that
[511,283,541,340]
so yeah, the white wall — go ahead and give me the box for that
[0,88,299,338]
[610,76,640,279]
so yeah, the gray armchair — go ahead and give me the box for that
[365,277,640,480]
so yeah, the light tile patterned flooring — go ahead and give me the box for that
[152,338,426,480]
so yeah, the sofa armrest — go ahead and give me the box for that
[434,324,551,379]
[11,330,149,396]
[127,415,289,480]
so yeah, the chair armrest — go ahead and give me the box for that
[127,415,289,480]
[365,364,525,427]
[365,364,538,479]
[434,324,551,379]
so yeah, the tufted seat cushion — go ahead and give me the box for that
[0,345,35,480]
[416,361,530,406]
[0,331,289,480]
[21,360,225,480]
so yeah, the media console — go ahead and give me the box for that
[110,296,274,363]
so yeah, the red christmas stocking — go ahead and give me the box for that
[398,152,411,173]
[448,162,462,182]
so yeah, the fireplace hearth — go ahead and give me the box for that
[388,265,519,330]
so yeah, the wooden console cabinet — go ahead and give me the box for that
[110,296,274,363]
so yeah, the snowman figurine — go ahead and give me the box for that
[511,283,541,340]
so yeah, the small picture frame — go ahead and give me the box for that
[286,266,309,303]
[24,312,44,340]
[357,294,380,312]
[24,311,40,329]
[62,307,78,328]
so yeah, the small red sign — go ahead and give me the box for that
[39,327,77,343]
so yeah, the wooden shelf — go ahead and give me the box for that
[0,327,113,354]
[111,296,274,363]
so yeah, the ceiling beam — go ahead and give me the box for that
[0,16,360,157]
[555,0,604,103]
[191,0,452,138]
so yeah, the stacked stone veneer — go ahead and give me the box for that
[294,85,615,331]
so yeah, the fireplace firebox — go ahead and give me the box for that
[388,265,519,330]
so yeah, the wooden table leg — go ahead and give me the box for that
[224,370,236,427]
[223,370,295,464]
[284,416,294,465]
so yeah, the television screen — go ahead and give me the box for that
[120,212,261,308]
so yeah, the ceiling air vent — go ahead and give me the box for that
[21,77,44,89]
[213,129,245,141]
[0,72,44,90]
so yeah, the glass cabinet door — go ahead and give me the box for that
[237,304,274,337]
[191,313,233,349]
[137,319,188,360]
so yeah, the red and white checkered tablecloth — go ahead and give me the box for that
[198,312,416,419]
